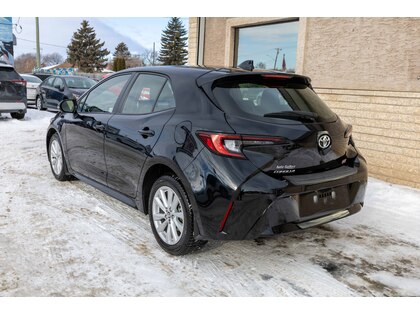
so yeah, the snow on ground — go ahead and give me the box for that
[0,109,419,296]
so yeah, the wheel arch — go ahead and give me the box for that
[46,128,58,155]
[46,127,66,161]
[138,158,187,214]
[138,157,204,238]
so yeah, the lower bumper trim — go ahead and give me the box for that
[297,209,350,229]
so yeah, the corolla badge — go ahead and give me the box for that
[318,134,331,149]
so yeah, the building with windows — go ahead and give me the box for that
[188,17,420,188]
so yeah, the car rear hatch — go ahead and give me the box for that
[0,66,26,102]
[198,72,357,179]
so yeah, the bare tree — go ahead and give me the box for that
[126,55,145,68]
[142,48,159,66]
[42,53,64,66]
[14,53,37,73]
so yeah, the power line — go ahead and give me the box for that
[16,37,67,49]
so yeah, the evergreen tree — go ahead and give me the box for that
[112,57,126,71]
[67,20,110,73]
[113,42,131,59]
[158,17,188,65]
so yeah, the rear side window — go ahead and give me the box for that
[121,74,174,115]
[212,76,336,123]
[154,81,176,112]
[0,67,20,80]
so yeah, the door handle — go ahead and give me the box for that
[138,127,155,138]
[93,123,105,131]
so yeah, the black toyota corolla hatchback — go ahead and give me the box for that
[46,66,367,255]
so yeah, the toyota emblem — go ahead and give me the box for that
[318,134,331,149]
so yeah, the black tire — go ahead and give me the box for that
[11,112,25,120]
[48,133,71,181]
[36,95,45,111]
[148,175,207,255]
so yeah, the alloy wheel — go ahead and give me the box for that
[37,97,42,110]
[152,186,185,245]
[50,139,63,175]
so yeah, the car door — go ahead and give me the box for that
[41,76,55,106]
[50,77,65,109]
[62,73,132,184]
[104,73,176,197]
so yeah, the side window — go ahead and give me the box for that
[45,76,55,87]
[81,74,131,113]
[121,74,167,115]
[154,81,176,112]
[54,77,64,90]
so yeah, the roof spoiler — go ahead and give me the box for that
[237,60,254,71]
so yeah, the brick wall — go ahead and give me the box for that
[316,88,420,188]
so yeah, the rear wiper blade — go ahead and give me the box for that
[264,111,319,121]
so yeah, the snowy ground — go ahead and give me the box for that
[0,109,419,297]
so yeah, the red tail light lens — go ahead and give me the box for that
[11,80,27,87]
[197,132,285,158]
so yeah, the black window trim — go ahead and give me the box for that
[114,71,176,116]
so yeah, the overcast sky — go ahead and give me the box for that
[12,17,188,59]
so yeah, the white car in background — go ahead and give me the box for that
[20,74,43,105]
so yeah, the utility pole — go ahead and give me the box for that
[152,42,156,66]
[35,17,41,69]
[273,48,282,70]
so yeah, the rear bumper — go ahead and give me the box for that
[27,89,37,102]
[186,149,368,240]
[0,102,27,114]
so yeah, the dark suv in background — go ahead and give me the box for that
[0,61,27,119]
[36,75,96,111]
[46,66,367,255]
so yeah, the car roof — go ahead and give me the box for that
[50,75,93,79]
[118,65,310,82]
[0,63,14,69]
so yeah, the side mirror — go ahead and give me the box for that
[60,99,77,113]
[59,86,65,92]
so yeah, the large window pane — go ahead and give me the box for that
[81,74,130,113]
[235,20,299,72]
[121,74,167,115]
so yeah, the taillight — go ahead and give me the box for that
[197,132,285,158]
[11,80,27,87]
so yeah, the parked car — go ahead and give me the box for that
[32,73,51,81]
[36,75,96,111]
[46,66,368,255]
[20,74,42,105]
[0,61,27,119]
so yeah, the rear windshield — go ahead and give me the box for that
[212,76,336,123]
[0,67,21,80]
[64,77,96,89]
